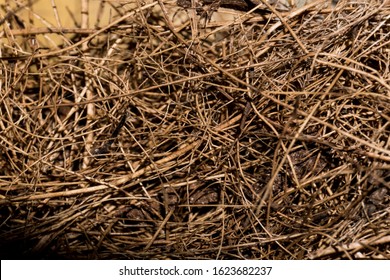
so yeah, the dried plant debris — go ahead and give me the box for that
[0,0,390,259]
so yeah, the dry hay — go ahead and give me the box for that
[0,0,389,259]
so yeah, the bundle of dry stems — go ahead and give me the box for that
[0,0,389,259]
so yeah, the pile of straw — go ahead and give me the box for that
[0,0,389,259]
